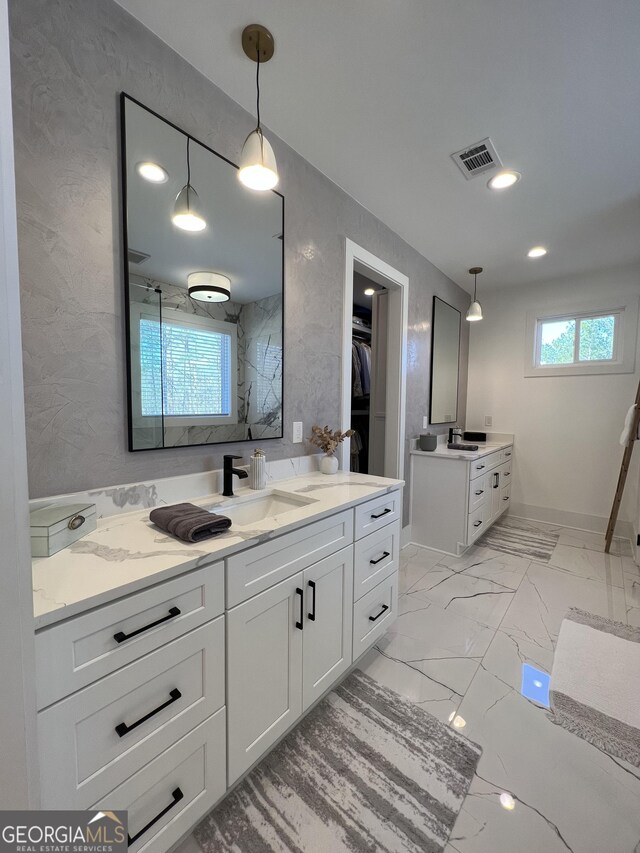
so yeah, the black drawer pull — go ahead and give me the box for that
[308,580,316,621]
[476,464,485,470]
[369,604,389,622]
[295,587,304,630]
[127,787,184,846]
[114,607,181,644]
[370,551,391,565]
[505,452,512,457]
[473,520,482,528]
[371,507,392,520]
[504,471,511,476]
[503,496,510,501]
[115,688,181,738]
[474,489,484,496]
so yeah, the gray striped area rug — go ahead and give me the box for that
[477,520,559,562]
[195,670,481,853]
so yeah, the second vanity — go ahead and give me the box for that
[32,471,402,853]
[410,437,514,555]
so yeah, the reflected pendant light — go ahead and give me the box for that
[172,137,207,232]
[466,267,483,322]
[238,25,279,192]
[187,271,231,303]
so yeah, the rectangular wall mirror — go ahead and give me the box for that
[429,296,461,424]
[121,94,284,451]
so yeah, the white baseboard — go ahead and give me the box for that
[401,524,412,547]
[508,501,633,541]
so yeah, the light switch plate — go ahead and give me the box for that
[485,415,493,427]
[292,421,303,443]
[422,416,429,429]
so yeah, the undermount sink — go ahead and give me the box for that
[208,490,318,526]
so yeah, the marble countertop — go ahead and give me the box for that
[32,471,403,629]
[410,440,513,462]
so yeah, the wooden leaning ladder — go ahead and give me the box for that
[605,378,640,553]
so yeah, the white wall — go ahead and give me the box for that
[466,266,640,535]
[0,0,39,807]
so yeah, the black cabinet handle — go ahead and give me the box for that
[476,464,485,470]
[308,580,316,621]
[114,607,181,644]
[505,452,512,457]
[370,551,390,565]
[493,472,500,489]
[473,520,482,528]
[369,604,389,622]
[504,471,511,476]
[115,688,181,738]
[371,508,392,520]
[503,496,510,502]
[474,489,484,496]
[127,787,184,846]
[295,587,304,630]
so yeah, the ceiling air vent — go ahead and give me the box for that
[128,248,150,265]
[451,137,502,180]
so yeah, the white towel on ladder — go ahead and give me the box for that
[619,404,638,446]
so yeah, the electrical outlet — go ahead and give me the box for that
[292,421,303,443]
[422,416,429,429]
[485,415,493,427]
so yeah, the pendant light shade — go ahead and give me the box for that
[172,137,206,232]
[172,184,206,232]
[238,24,279,192]
[187,271,231,303]
[238,129,279,191]
[466,267,483,322]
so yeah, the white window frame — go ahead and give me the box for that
[130,302,238,427]
[524,296,638,377]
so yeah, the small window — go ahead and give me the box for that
[525,298,637,378]
[536,312,618,368]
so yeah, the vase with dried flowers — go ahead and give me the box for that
[310,425,354,474]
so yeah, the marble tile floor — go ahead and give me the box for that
[360,521,640,853]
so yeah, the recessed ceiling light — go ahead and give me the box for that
[136,161,168,183]
[364,288,375,296]
[487,170,521,190]
[527,246,548,258]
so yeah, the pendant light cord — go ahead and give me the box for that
[473,271,477,301]
[186,137,191,186]
[255,34,262,132]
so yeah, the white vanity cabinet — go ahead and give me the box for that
[411,442,514,555]
[34,482,402,853]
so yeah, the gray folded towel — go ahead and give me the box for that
[149,502,231,542]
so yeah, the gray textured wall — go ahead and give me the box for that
[9,0,469,508]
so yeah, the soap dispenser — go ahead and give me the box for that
[250,449,266,490]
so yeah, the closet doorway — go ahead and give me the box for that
[340,240,408,481]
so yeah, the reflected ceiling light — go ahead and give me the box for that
[136,161,168,183]
[364,287,375,297]
[500,793,516,811]
[238,25,279,192]
[488,170,521,190]
[172,137,206,232]
[466,267,483,322]
[527,245,548,258]
[187,271,231,303]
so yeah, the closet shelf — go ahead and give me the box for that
[352,322,371,336]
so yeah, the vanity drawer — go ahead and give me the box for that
[91,709,226,853]
[470,453,497,480]
[38,618,225,809]
[468,473,489,512]
[353,520,400,601]
[501,446,514,463]
[467,503,490,543]
[35,563,224,709]
[353,572,398,657]
[354,489,402,540]
[226,510,353,607]
[500,483,512,513]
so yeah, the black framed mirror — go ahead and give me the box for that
[429,296,461,424]
[120,94,284,451]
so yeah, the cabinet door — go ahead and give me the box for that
[227,573,304,785]
[302,547,354,711]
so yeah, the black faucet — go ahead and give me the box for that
[222,455,248,497]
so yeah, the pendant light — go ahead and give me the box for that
[187,271,231,303]
[172,137,206,232]
[238,25,279,192]
[466,267,483,322]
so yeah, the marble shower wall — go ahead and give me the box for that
[9,0,470,521]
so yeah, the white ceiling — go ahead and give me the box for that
[125,97,283,303]
[115,0,640,292]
